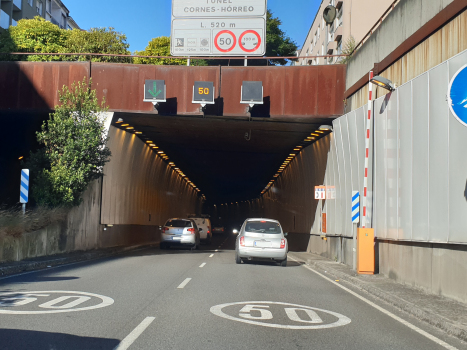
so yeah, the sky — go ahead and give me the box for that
[63,0,320,52]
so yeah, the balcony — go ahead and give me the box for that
[12,0,21,11]
[334,26,343,42]
[0,9,10,29]
[327,41,337,55]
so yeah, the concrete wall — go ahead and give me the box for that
[346,0,455,90]
[379,240,467,303]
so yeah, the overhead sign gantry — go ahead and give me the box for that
[171,0,267,56]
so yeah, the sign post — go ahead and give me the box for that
[171,0,267,57]
[351,191,360,271]
[20,169,29,215]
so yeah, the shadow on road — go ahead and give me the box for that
[0,329,119,350]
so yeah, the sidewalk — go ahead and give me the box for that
[289,251,467,343]
[0,244,157,278]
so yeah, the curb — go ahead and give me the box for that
[0,243,159,279]
[291,254,467,343]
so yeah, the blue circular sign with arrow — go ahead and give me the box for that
[448,64,467,127]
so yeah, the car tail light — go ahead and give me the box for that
[207,230,210,234]
[280,239,286,249]
[187,228,195,234]
[240,236,245,246]
[162,227,168,233]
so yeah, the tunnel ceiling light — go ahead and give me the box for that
[121,124,129,127]
[370,75,395,91]
[315,130,324,134]
[135,131,142,134]
[319,125,333,131]
[289,154,296,156]
[149,144,156,147]
[296,146,303,148]
[126,127,134,130]
[310,133,319,136]
[157,151,164,154]
[18,156,24,160]
[116,118,123,124]
[293,148,301,151]
[146,140,153,143]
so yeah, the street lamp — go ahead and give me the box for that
[370,76,395,91]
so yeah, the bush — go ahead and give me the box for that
[28,77,111,207]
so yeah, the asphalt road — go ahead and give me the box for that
[0,232,465,350]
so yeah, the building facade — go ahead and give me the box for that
[0,0,79,30]
[297,0,394,65]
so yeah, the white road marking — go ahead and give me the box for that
[288,256,458,350]
[215,249,219,252]
[0,291,114,315]
[209,254,214,258]
[199,263,206,268]
[177,278,192,289]
[210,301,350,329]
[113,317,155,350]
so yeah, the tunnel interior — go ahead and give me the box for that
[110,112,331,227]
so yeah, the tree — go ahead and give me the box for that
[64,27,131,63]
[27,78,111,207]
[0,17,131,62]
[264,10,298,65]
[0,17,68,61]
[337,35,356,64]
[134,36,207,66]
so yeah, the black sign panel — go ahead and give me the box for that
[241,81,263,104]
[193,81,215,104]
[144,80,166,102]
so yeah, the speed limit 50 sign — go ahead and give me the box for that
[171,0,267,56]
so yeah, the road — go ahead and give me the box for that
[0,232,465,350]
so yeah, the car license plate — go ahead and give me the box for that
[172,236,182,240]
[254,241,271,248]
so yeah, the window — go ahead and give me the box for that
[28,0,33,7]
[164,219,192,228]
[36,1,42,14]
[245,221,282,234]
[46,0,51,13]
[61,13,66,28]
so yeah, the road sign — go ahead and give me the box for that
[315,186,326,200]
[172,0,267,18]
[241,81,263,104]
[352,191,360,223]
[193,81,215,104]
[448,64,467,127]
[20,169,29,204]
[144,80,166,103]
[171,18,265,56]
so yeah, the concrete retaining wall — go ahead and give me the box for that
[378,240,467,304]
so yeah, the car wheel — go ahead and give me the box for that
[280,258,287,267]
[235,253,242,264]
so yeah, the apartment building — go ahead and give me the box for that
[0,0,79,30]
[297,0,394,65]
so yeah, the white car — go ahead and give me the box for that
[160,218,200,250]
[188,215,212,244]
[235,218,288,267]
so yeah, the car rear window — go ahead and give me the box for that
[245,221,282,234]
[165,220,192,228]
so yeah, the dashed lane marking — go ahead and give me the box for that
[209,254,214,258]
[288,255,458,350]
[113,317,155,350]
[199,263,206,268]
[215,249,219,252]
[177,278,192,289]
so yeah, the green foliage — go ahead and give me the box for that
[0,17,68,61]
[0,17,130,62]
[265,10,298,66]
[337,35,356,64]
[29,78,111,207]
[134,36,207,66]
[64,27,131,63]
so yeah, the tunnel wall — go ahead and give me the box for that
[260,49,467,302]
[0,125,202,263]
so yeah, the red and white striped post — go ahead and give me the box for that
[361,71,374,228]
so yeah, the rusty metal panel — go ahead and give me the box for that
[221,65,345,119]
[91,63,221,115]
[0,62,90,111]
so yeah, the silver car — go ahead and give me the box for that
[160,218,201,250]
[235,218,288,267]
